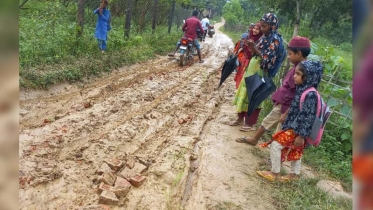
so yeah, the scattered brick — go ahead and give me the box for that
[105,158,124,171]
[129,174,146,187]
[119,167,133,180]
[110,176,131,197]
[125,158,135,169]
[102,172,116,186]
[98,182,113,194]
[133,162,147,174]
[97,163,112,175]
[114,176,131,188]
[99,190,119,205]
[119,162,147,179]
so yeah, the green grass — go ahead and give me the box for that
[19,1,182,89]
[20,26,180,89]
[269,179,352,210]
[302,146,352,192]
[252,147,352,210]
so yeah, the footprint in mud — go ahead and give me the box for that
[190,152,198,161]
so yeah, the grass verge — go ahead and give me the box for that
[20,27,181,89]
[251,147,352,210]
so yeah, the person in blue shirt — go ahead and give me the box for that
[94,0,111,53]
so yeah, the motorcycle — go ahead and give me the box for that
[208,25,215,38]
[178,37,196,66]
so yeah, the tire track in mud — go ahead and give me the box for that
[19,48,210,130]
[19,37,232,209]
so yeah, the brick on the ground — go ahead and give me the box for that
[101,172,116,186]
[98,182,113,194]
[119,162,147,179]
[129,174,146,187]
[110,176,132,197]
[105,158,124,171]
[97,163,112,175]
[125,158,135,169]
[99,190,119,205]
[78,204,110,210]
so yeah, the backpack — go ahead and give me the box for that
[299,87,332,146]
[268,33,287,78]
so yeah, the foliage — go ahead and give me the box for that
[222,0,244,23]
[20,1,181,88]
[220,0,352,45]
[19,0,196,88]
[269,179,352,209]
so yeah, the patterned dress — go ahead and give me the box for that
[232,13,280,114]
[260,60,324,161]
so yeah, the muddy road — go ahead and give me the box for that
[19,21,276,210]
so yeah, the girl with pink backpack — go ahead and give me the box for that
[256,60,324,182]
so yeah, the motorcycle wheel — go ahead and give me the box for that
[179,49,188,66]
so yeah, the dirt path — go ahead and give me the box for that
[19,20,276,210]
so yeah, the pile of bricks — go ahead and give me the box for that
[93,158,148,206]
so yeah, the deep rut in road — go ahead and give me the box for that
[19,22,276,210]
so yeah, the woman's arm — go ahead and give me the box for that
[260,38,279,72]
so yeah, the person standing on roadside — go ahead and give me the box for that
[94,0,111,53]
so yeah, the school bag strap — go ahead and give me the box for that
[300,87,322,118]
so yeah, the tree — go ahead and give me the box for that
[76,0,85,37]
[246,0,352,42]
[222,0,244,24]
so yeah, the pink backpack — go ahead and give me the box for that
[299,87,332,146]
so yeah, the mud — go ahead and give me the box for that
[19,21,278,210]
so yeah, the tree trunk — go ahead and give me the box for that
[292,0,301,37]
[76,0,85,37]
[139,9,148,32]
[309,6,321,28]
[293,0,301,37]
[168,0,175,33]
[152,0,158,34]
[19,0,29,8]
[125,0,133,38]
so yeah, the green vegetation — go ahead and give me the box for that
[19,0,230,89]
[253,147,352,210]
[270,179,352,210]
[19,1,181,89]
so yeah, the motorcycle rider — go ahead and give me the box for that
[168,11,204,63]
[182,10,205,63]
[201,15,210,42]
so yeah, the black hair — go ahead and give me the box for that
[205,15,209,18]
[297,63,308,81]
[287,46,311,57]
[192,10,199,16]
